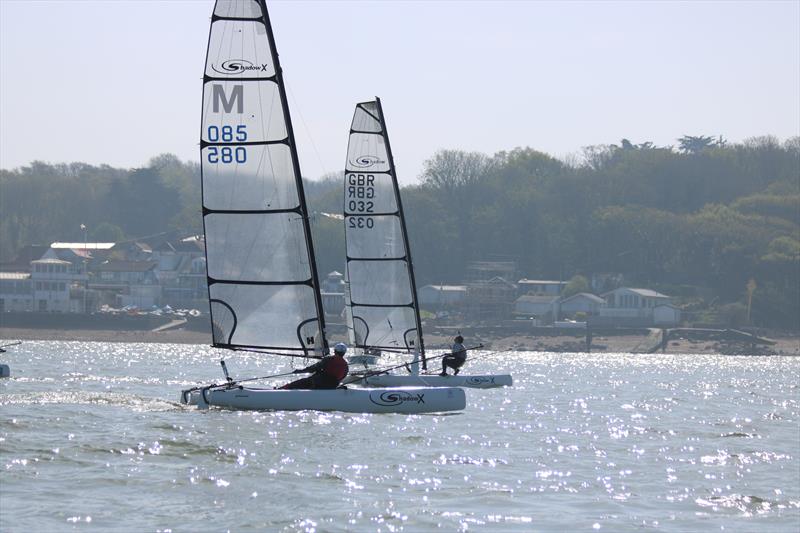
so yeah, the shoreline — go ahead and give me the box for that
[2,326,798,356]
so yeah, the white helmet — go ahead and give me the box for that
[334,342,348,354]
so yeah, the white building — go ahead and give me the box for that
[597,287,678,326]
[517,279,566,296]
[30,258,78,312]
[514,294,560,319]
[559,292,605,317]
[0,272,33,312]
[418,285,467,308]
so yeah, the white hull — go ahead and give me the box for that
[347,373,512,389]
[180,386,465,414]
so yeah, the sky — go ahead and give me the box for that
[1,0,798,184]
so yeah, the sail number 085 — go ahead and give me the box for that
[207,125,247,164]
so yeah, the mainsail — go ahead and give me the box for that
[200,0,326,356]
[343,98,426,365]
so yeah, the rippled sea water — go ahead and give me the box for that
[0,341,798,532]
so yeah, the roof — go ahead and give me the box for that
[561,292,605,304]
[515,294,560,304]
[51,242,115,250]
[518,279,566,285]
[96,260,157,272]
[630,288,669,298]
[421,285,468,292]
[0,272,31,280]
[111,241,152,253]
[602,287,670,298]
[155,237,205,253]
[31,258,71,265]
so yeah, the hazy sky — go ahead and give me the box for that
[1,0,798,184]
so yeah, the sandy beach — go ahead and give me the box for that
[2,325,798,356]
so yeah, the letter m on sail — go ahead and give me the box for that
[212,84,243,113]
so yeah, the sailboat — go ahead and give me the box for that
[341,98,512,389]
[180,0,465,413]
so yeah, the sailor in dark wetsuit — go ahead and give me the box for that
[440,335,467,376]
[280,342,349,390]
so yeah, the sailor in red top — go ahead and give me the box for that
[280,343,349,390]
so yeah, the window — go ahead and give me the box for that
[38,300,47,311]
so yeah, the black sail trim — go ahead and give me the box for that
[216,342,323,357]
[211,14,267,23]
[344,169,391,175]
[355,103,381,123]
[203,206,301,216]
[209,298,237,345]
[343,211,400,217]
[351,302,414,309]
[203,75,278,83]
[207,278,314,287]
[201,139,289,148]
[346,256,409,263]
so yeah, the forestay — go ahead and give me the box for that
[344,99,425,359]
[201,0,326,356]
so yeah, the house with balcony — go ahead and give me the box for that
[517,279,566,296]
[152,236,206,308]
[596,287,680,326]
[0,272,33,312]
[92,260,161,308]
[30,258,79,312]
[321,271,345,316]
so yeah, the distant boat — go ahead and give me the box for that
[0,341,20,378]
[341,98,511,389]
[180,0,464,413]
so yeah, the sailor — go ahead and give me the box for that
[280,342,349,389]
[440,335,467,376]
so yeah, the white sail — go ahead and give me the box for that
[201,0,326,356]
[343,99,425,358]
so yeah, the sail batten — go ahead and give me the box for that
[343,99,426,360]
[201,0,326,356]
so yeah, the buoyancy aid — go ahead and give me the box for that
[322,355,349,381]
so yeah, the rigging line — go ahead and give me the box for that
[284,80,329,178]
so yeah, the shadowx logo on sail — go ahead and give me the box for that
[369,391,425,406]
[211,59,269,75]
[349,155,386,168]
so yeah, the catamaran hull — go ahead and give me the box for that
[180,386,465,413]
[347,374,512,389]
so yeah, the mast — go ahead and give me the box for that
[373,97,427,369]
[259,1,328,354]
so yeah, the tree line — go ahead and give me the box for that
[1,136,798,329]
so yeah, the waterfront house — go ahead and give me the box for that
[31,258,79,312]
[0,272,33,312]
[418,285,468,308]
[514,294,560,322]
[559,292,605,318]
[517,278,566,296]
[321,271,345,316]
[595,287,678,326]
[92,260,161,308]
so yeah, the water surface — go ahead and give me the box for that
[1,341,798,531]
